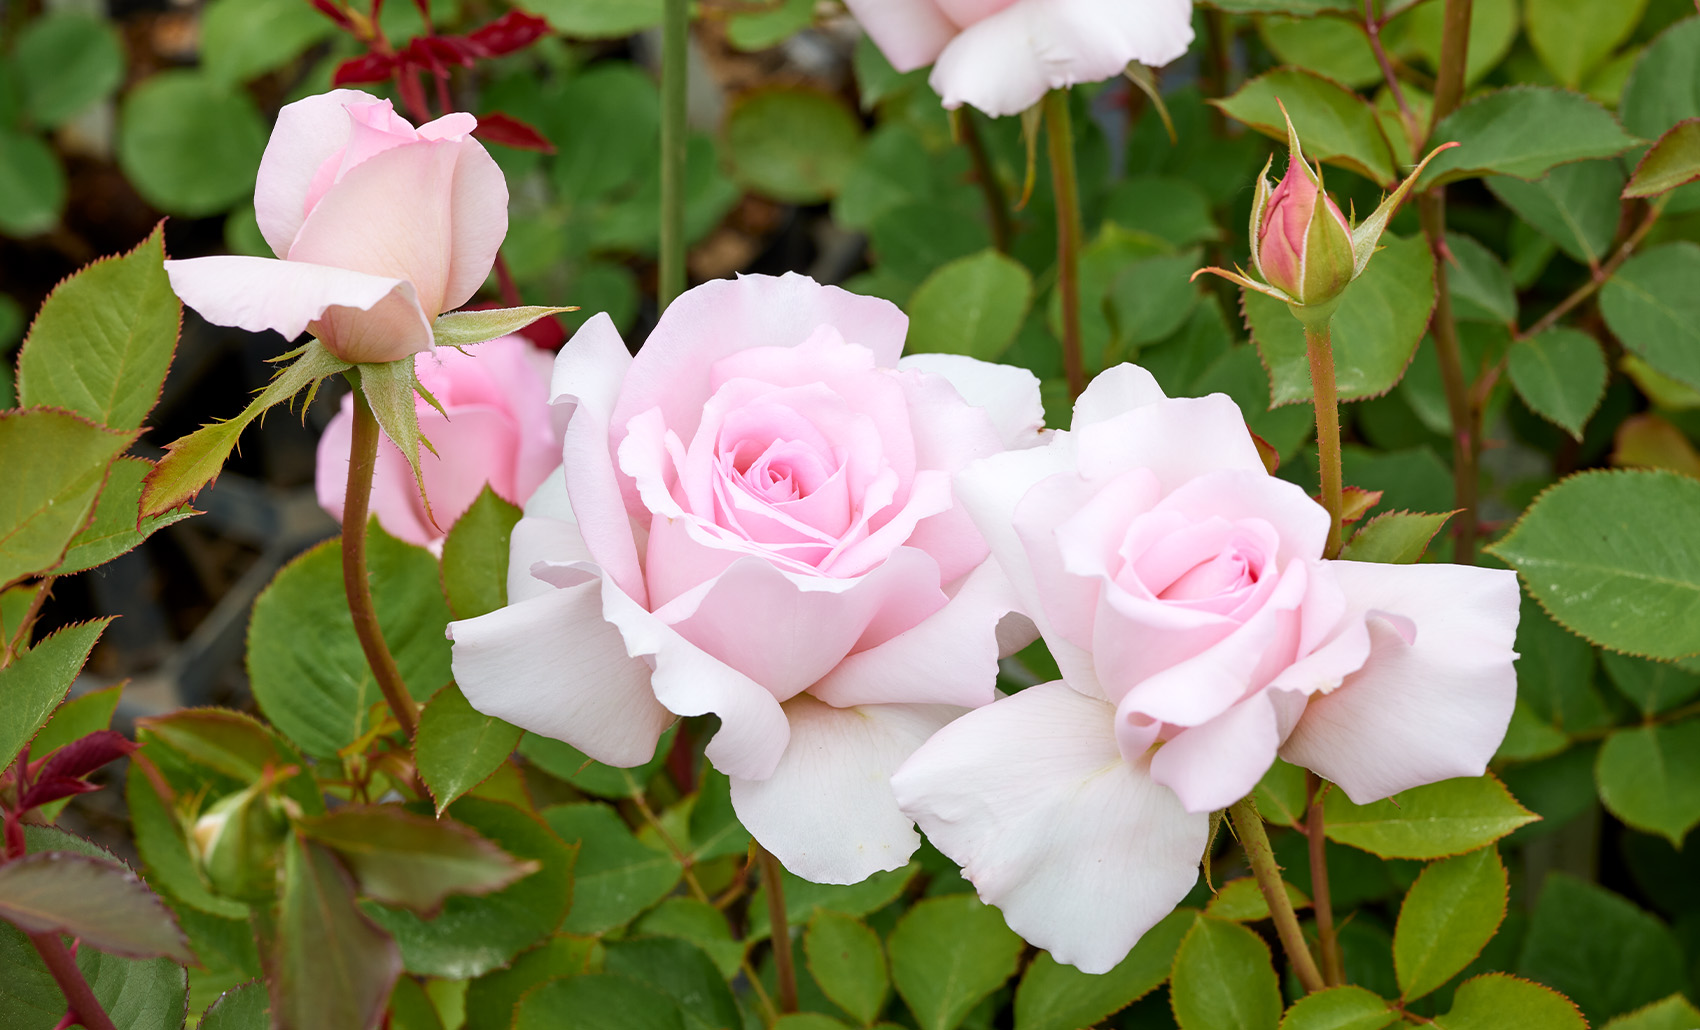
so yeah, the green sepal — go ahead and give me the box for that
[1192,265,1296,305]
[1248,154,1276,282]
[1301,163,1356,306]
[432,306,576,348]
[192,780,292,904]
[356,358,437,531]
[1285,293,1343,333]
[1350,141,1461,277]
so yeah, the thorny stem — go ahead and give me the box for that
[1044,90,1088,399]
[1427,0,1473,137]
[1364,0,1417,146]
[958,109,1013,254]
[659,0,690,310]
[1305,772,1345,986]
[1305,321,1346,559]
[1230,796,1327,995]
[342,390,420,741]
[29,932,118,1030]
[757,843,799,1014]
[1418,193,1479,565]
[1518,198,1668,342]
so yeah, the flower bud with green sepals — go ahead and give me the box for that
[192,783,293,903]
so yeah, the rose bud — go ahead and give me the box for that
[192,785,292,903]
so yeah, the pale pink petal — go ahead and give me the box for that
[1279,562,1520,804]
[892,682,1207,974]
[611,274,909,454]
[732,696,963,884]
[441,136,508,312]
[1014,467,1131,656]
[447,583,673,767]
[163,255,430,353]
[1071,363,1168,429]
[896,353,1046,451]
[842,0,959,72]
[315,400,354,525]
[509,517,592,604]
[1073,394,1265,490]
[1148,690,1282,812]
[810,559,1016,708]
[1153,470,1329,567]
[552,314,648,607]
[415,405,528,529]
[254,88,378,258]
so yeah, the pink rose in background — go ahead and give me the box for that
[892,364,1519,973]
[316,335,562,548]
[449,273,1044,883]
[164,89,507,364]
[843,0,1195,117]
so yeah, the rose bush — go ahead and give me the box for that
[315,335,562,548]
[449,272,1043,883]
[891,364,1520,973]
[842,0,1194,116]
[162,89,507,363]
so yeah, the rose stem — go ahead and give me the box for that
[1304,320,1345,559]
[958,109,1013,254]
[756,843,798,1013]
[1229,796,1326,994]
[1044,89,1088,399]
[1418,0,1479,564]
[343,388,419,741]
[29,933,118,1030]
[659,0,689,310]
[1305,771,1345,986]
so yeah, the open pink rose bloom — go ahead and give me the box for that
[315,335,563,548]
[449,273,1045,883]
[842,0,1195,117]
[163,89,507,363]
[891,364,1519,973]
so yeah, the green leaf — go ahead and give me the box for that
[1418,88,1638,188]
[725,87,864,204]
[272,835,401,1030]
[1486,161,1623,266]
[1323,775,1538,858]
[0,130,66,237]
[1340,510,1455,564]
[58,458,196,575]
[1515,874,1685,1024]
[520,726,677,801]
[1487,469,1700,659]
[1506,328,1608,440]
[140,340,351,517]
[1602,995,1700,1030]
[462,936,602,1030]
[31,683,120,756]
[1206,879,1310,922]
[1254,759,1309,828]
[417,685,523,816]
[543,803,681,936]
[748,863,920,942]
[1212,68,1396,186]
[1245,233,1436,405]
[904,250,1033,360]
[1014,908,1194,1030]
[199,981,270,1030]
[686,767,751,862]
[1277,985,1396,1030]
[0,852,191,963]
[727,0,814,50]
[0,409,132,588]
[868,199,992,289]
[1600,651,1700,715]
[366,798,575,979]
[389,976,445,1030]
[1625,118,1700,197]
[12,12,124,128]
[1526,0,1648,87]
[521,0,663,37]
[1601,242,1700,393]
[1202,0,1356,12]
[515,974,685,1030]
[1389,0,1519,87]
[117,70,266,216]
[889,893,1024,1030]
[246,526,450,759]
[1619,17,1700,141]
[1107,252,1202,353]
[1258,17,1381,91]
[1103,176,1222,249]
[603,937,741,1030]
[441,487,522,620]
[300,806,539,916]
[1434,974,1586,1029]
[1595,719,1700,846]
[1445,233,1517,325]
[360,359,434,520]
[1517,596,1609,735]
[1170,915,1281,1030]
[0,618,111,772]
[548,64,659,204]
[1393,847,1508,1001]
[634,899,742,980]
[123,759,250,921]
[433,307,576,349]
[198,0,335,86]
[805,911,888,1026]
[16,209,178,434]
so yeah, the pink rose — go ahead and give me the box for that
[164,89,508,364]
[315,335,562,549]
[843,0,1195,118]
[1254,153,1355,307]
[449,273,1044,883]
[891,364,1519,973]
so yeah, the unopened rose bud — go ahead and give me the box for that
[1254,154,1355,308]
[193,786,291,902]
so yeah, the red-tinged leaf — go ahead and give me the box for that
[19,777,104,809]
[405,36,475,76]
[0,852,194,963]
[299,806,540,916]
[397,74,429,127]
[464,11,550,56]
[1341,486,1384,523]
[1250,431,1280,475]
[474,111,555,153]
[310,0,354,30]
[333,53,396,86]
[520,315,567,349]
[18,730,137,809]
[268,836,401,1030]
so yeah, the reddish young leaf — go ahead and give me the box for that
[406,36,475,77]
[474,112,555,153]
[18,731,137,811]
[333,53,397,86]
[464,11,551,57]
